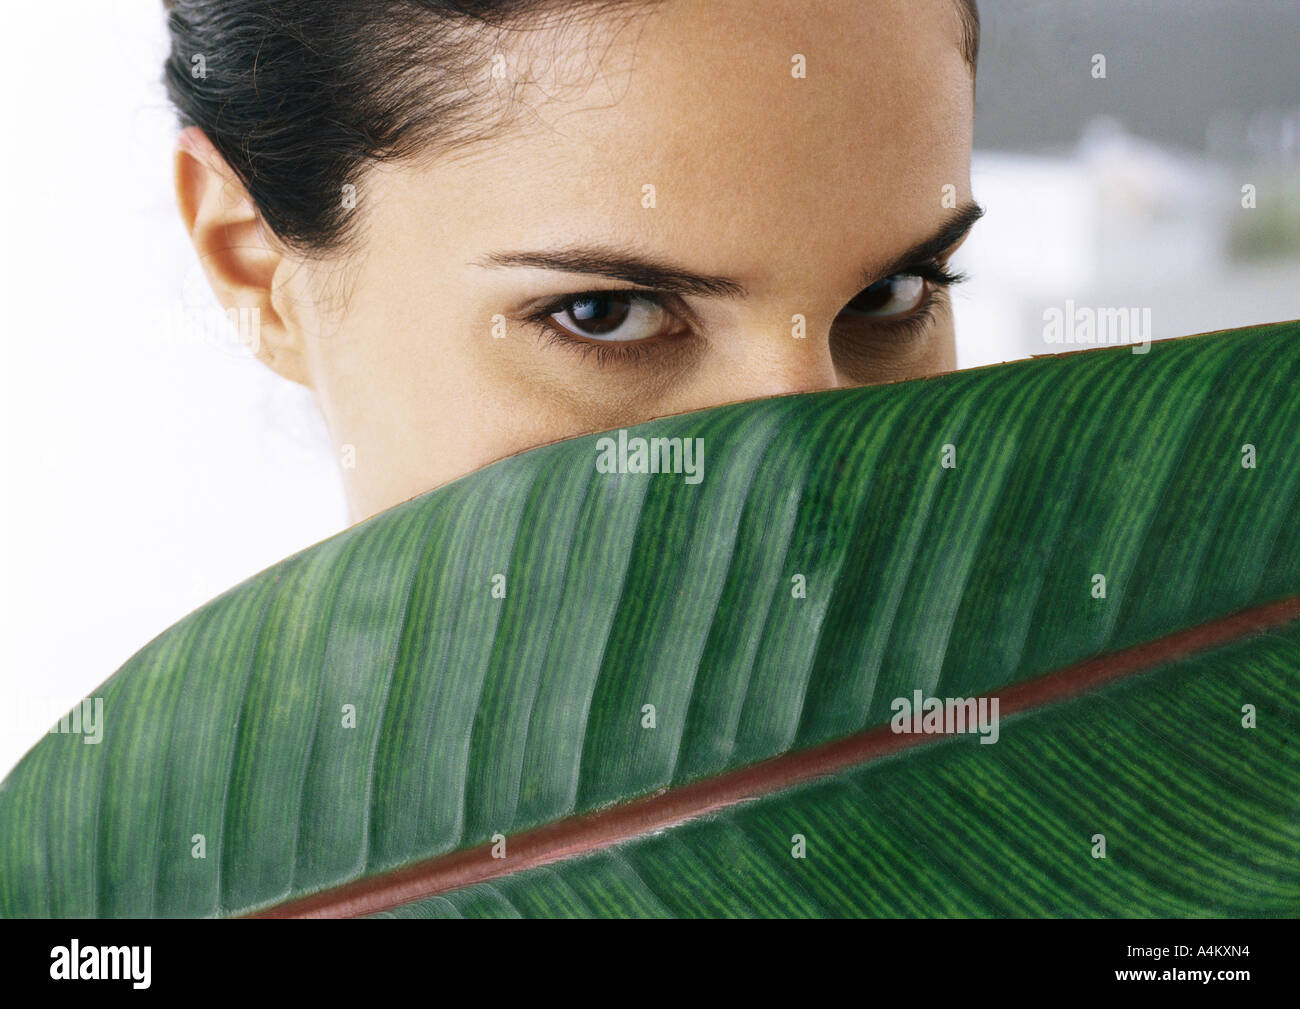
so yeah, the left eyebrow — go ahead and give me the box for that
[472,200,985,299]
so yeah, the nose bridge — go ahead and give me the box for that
[728,313,841,398]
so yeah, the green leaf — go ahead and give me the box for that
[2,321,1297,918]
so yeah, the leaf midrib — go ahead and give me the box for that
[244,592,1300,919]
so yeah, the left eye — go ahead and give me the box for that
[840,274,927,318]
[545,292,675,343]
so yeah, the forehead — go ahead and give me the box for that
[376,0,973,293]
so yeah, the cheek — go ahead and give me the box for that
[312,283,611,501]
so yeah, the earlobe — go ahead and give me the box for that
[173,126,312,386]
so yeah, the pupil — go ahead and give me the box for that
[569,295,630,335]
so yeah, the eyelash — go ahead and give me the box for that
[522,259,968,366]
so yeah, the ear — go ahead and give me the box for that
[173,125,311,386]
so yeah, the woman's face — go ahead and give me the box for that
[190,0,977,522]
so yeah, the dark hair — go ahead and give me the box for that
[957,0,980,74]
[162,0,654,256]
[163,0,979,257]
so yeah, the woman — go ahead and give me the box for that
[167,0,983,522]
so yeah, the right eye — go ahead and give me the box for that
[541,292,680,343]
[840,273,929,319]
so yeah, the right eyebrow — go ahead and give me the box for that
[472,245,749,300]
[858,201,985,289]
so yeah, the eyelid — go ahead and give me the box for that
[515,259,970,366]
[520,260,965,327]
[521,288,704,352]
[835,284,946,347]
[517,288,698,367]
[886,257,967,288]
[534,325,664,366]
[520,287,679,326]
